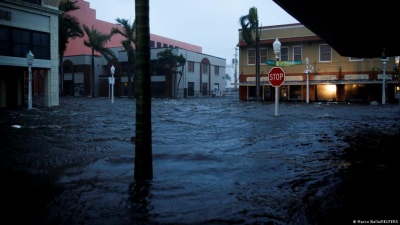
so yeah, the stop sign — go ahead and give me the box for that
[268,67,285,87]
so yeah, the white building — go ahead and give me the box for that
[63,47,226,98]
[0,0,61,108]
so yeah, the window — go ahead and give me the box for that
[248,48,268,64]
[349,57,363,61]
[201,63,208,74]
[260,48,268,64]
[157,42,161,48]
[319,44,332,62]
[0,26,10,56]
[188,61,195,72]
[214,83,219,92]
[293,46,302,61]
[0,26,50,59]
[32,32,50,59]
[13,29,30,58]
[163,43,168,47]
[150,60,166,76]
[149,40,155,48]
[247,49,255,65]
[214,65,219,75]
[188,82,194,96]
[281,46,289,61]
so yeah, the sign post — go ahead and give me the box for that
[268,67,285,116]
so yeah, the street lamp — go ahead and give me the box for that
[110,65,115,103]
[273,38,281,65]
[273,38,281,116]
[382,57,388,105]
[305,57,310,103]
[26,50,34,110]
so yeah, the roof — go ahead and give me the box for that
[272,0,400,58]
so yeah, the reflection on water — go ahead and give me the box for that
[1,97,399,225]
[129,180,153,224]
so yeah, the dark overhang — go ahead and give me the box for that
[272,0,400,58]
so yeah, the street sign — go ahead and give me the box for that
[268,67,285,87]
[279,60,302,66]
[265,60,276,66]
[264,60,302,66]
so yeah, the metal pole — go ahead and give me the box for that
[110,65,115,103]
[382,61,386,105]
[305,57,310,103]
[275,60,279,116]
[306,71,309,103]
[111,73,114,104]
[28,66,32,110]
[26,50,34,110]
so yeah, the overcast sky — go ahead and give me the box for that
[84,0,298,64]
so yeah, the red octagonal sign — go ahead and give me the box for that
[268,67,285,87]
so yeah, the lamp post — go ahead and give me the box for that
[382,58,388,105]
[305,57,310,103]
[26,50,34,110]
[110,65,115,103]
[273,38,281,116]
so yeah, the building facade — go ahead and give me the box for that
[0,0,61,108]
[149,48,226,98]
[238,23,400,103]
[62,0,225,98]
[63,47,226,99]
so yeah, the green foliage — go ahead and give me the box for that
[239,6,259,46]
[82,24,116,60]
[157,48,186,73]
[110,18,136,97]
[111,18,136,61]
[59,0,84,57]
[239,6,261,101]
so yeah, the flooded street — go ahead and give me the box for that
[1,96,399,225]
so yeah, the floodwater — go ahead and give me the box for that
[1,96,399,225]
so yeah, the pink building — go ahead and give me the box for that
[61,0,205,97]
[65,0,202,57]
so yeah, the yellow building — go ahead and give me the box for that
[238,23,400,103]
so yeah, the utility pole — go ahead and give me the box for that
[232,47,238,89]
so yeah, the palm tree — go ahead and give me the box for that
[157,48,186,98]
[225,74,232,87]
[134,0,153,180]
[82,24,116,97]
[240,7,261,101]
[59,0,84,96]
[111,18,136,98]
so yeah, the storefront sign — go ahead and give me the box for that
[0,9,12,20]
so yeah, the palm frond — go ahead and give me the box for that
[239,6,259,46]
